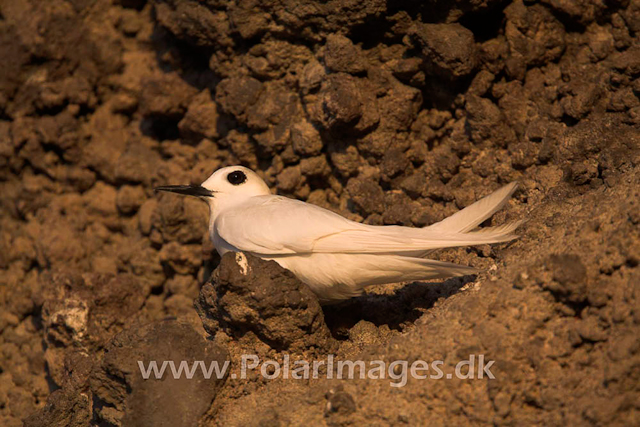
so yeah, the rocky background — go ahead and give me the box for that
[1,0,639,425]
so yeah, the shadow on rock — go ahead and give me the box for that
[198,251,473,345]
[323,275,475,337]
[91,319,228,427]
[26,318,229,427]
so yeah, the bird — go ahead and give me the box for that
[156,166,521,304]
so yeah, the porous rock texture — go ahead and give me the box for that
[197,252,336,353]
[0,0,639,425]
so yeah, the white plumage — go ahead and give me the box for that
[156,166,521,304]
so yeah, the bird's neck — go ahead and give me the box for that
[206,194,255,226]
[206,194,254,249]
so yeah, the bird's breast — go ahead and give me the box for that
[209,224,237,257]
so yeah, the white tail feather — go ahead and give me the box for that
[466,219,524,237]
[412,183,520,258]
[427,182,518,234]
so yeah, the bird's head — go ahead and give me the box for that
[155,166,271,205]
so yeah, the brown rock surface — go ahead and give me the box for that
[0,0,638,425]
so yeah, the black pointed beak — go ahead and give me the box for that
[154,185,214,197]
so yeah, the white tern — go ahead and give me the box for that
[156,166,521,304]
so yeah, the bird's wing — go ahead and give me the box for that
[215,195,518,256]
[311,225,517,254]
[215,196,360,255]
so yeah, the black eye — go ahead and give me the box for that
[227,170,247,185]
